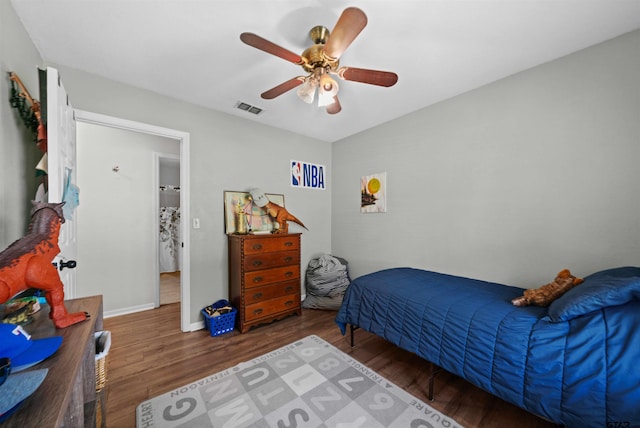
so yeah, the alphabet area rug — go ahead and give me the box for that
[136,335,462,428]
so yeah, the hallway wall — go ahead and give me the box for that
[75,122,179,315]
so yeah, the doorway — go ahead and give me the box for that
[157,154,181,306]
[74,110,192,332]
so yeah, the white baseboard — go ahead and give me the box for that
[105,294,308,327]
[190,320,205,332]
[104,303,205,332]
[104,303,155,319]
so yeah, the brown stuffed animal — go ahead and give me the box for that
[512,269,584,307]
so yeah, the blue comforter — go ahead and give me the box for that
[335,267,640,426]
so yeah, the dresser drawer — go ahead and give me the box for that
[243,250,300,272]
[244,265,299,289]
[243,280,299,305]
[245,295,300,322]
[243,235,300,254]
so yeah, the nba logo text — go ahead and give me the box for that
[291,160,326,190]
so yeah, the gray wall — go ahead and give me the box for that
[48,64,332,325]
[332,30,640,288]
[75,123,180,314]
[0,1,44,246]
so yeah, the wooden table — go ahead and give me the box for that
[2,295,104,427]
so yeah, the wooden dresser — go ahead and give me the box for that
[228,233,302,333]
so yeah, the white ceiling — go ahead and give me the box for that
[11,0,640,143]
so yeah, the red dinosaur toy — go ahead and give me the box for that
[0,201,87,328]
[263,201,308,234]
[249,188,308,234]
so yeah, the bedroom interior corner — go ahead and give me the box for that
[3,2,639,427]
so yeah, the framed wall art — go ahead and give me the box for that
[223,191,285,234]
[361,172,387,213]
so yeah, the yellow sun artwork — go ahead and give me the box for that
[361,172,387,213]
[367,177,381,194]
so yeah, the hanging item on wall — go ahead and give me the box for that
[8,72,46,151]
[291,160,326,190]
[361,172,387,213]
[61,168,79,221]
[35,153,48,176]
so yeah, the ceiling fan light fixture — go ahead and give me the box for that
[297,77,317,104]
[317,72,338,107]
[320,74,338,97]
[240,7,396,114]
[317,87,336,107]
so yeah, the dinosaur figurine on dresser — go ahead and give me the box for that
[248,188,308,234]
[0,201,88,328]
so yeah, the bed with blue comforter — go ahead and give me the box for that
[335,266,640,427]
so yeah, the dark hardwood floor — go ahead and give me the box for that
[103,303,557,427]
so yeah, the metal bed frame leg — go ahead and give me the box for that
[348,324,441,402]
[349,324,442,402]
[428,364,443,401]
[349,324,359,347]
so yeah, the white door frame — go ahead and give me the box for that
[74,109,192,333]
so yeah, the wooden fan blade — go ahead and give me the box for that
[326,96,341,114]
[261,77,305,99]
[336,67,398,87]
[323,7,367,61]
[240,33,304,65]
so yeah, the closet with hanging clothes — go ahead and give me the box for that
[159,185,181,273]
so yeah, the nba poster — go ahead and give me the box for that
[291,160,326,190]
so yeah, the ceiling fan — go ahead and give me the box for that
[240,7,398,114]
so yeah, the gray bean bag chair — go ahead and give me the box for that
[302,254,350,310]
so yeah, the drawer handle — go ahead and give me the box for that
[285,300,294,306]
[253,292,263,299]
[253,308,263,315]
[252,244,263,250]
[253,276,263,283]
[252,260,263,267]
[285,286,293,292]
[284,271,293,277]
[284,242,293,247]
[283,257,292,263]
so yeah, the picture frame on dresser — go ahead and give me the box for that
[223,191,285,234]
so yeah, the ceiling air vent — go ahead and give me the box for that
[235,101,263,115]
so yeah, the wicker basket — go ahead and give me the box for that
[202,300,236,336]
[95,330,111,392]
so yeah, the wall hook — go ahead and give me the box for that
[112,166,120,172]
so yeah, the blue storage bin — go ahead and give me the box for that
[202,299,236,336]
